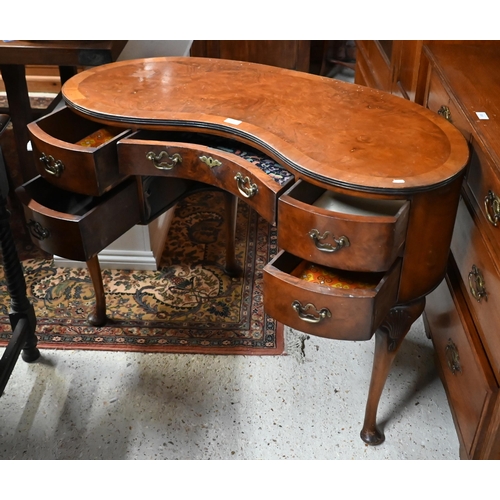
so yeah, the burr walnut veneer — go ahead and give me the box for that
[17,57,468,446]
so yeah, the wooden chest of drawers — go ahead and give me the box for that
[421,43,500,459]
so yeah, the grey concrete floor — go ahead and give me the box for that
[0,316,459,459]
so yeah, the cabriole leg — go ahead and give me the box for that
[86,255,107,326]
[360,298,426,445]
[222,191,242,277]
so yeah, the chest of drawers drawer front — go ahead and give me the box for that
[27,107,130,197]
[426,70,472,142]
[263,251,401,340]
[118,139,292,224]
[451,199,500,383]
[466,140,500,249]
[425,276,494,455]
[278,181,410,272]
[16,176,141,261]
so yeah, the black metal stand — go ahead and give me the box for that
[0,114,40,395]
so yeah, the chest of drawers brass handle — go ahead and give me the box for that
[309,229,350,253]
[234,173,258,198]
[437,105,452,122]
[146,151,182,170]
[292,300,331,323]
[468,264,488,302]
[484,190,500,227]
[445,339,462,375]
[40,152,64,177]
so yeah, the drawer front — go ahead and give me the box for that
[27,107,130,196]
[16,177,141,261]
[118,138,293,224]
[278,180,410,272]
[263,250,401,340]
[425,277,493,455]
[466,139,500,254]
[426,70,472,142]
[451,198,500,382]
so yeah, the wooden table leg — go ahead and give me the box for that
[360,297,426,445]
[0,64,37,183]
[86,255,107,327]
[0,190,40,395]
[222,191,243,278]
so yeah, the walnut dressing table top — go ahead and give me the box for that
[62,56,468,193]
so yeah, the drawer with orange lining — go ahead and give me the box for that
[263,251,401,340]
[27,106,131,196]
[117,130,295,224]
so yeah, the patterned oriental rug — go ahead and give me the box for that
[0,177,283,356]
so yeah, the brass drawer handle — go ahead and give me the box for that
[27,219,50,240]
[234,172,258,198]
[291,300,331,324]
[40,152,64,177]
[484,190,500,227]
[468,264,487,302]
[199,155,222,168]
[309,229,350,253]
[438,105,452,122]
[146,151,182,170]
[445,339,462,375]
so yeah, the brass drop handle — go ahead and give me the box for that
[484,190,500,227]
[445,339,462,375]
[291,300,331,324]
[27,219,50,240]
[468,264,487,302]
[309,229,350,253]
[438,105,452,122]
[146,150,182,170]
[40,152,64,177]
[234,173,258,198]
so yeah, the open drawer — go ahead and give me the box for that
[27,106,131,196]
[117,131,295,224]
[263,250,402,340]
[16,176,142,261]
[278,180,410,272]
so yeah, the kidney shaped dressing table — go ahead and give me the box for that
[16,57,469,445]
